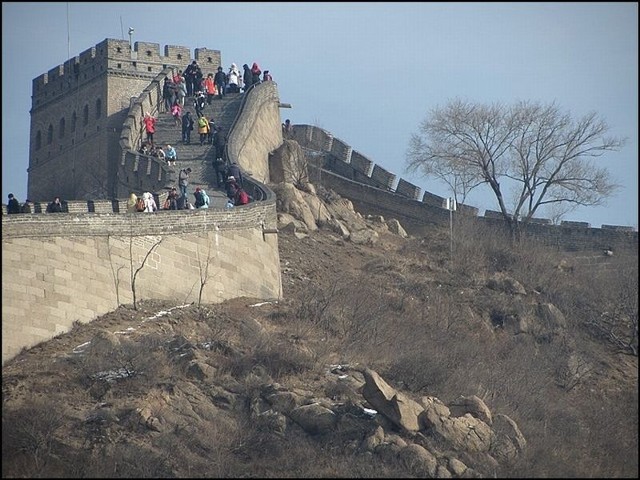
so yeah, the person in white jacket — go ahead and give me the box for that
[142,191,157,212]
[227,63,241,93]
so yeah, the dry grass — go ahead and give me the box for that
[2,220,637,478]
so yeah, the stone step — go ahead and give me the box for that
[151,93,242,196]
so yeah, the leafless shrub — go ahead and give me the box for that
[226,332,317,381]
[2,399,65,477]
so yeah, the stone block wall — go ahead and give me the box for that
[29,39,220,203]
[295,124,638,251]
[226,82,283,183]
[2,203,281,364]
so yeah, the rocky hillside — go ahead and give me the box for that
[2,142,638,478]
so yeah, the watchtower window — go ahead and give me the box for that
[47,125,53,144]
[59,118,65,138]
[117,47,122,53]
[117,63,122,69]
[71,111,77,131]
[83,104,89,126]
[207,57,212,63]
[146,50,152,57]
[95,98,102,119]
[35,131,42,150]
[148,66,152,72]
[177,54,182,60]
[132,62,137,68]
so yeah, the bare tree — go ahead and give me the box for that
[129,235,163,310]
[106,235,126,307]
[195,239,216,307]
[406,99,625,239]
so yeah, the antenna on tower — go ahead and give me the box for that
[66,2,71,59]
[128,27,134,51]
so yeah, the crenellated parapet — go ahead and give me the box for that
[31,39,221,111]
[293,124,637,252]
[1,200,281,365]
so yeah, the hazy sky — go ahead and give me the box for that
[2,2,637,228]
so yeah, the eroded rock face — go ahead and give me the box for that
[448,395,493,426]
[360,368,425,432]
[289,403,338,434]
[268,148,410,244]
[271,182,318,232]
[490,413,527,464]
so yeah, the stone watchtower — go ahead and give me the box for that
[28,38,220,201]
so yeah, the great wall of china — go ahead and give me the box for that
[2,39,637,364]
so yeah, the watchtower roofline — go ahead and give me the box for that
[31,38,221,110]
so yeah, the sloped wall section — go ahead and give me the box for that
[293,124,638,253]
[2,206,282,364]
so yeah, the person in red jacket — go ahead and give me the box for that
[143,112,157,146]
[204,73,216,105]
[234,187,250,206]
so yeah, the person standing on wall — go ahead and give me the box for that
[194,91,207,118]
[197,115,210,146]
[176,76,187,107]
[204,73,216,105]
[214,66,227,99]
[282,119,293,138]
[242,64,252,92]
[7,193,20,214]
[182,111,194,144]
[184,60,198,97]
[251,62,262,86]
[143,112,157,146]
[227,161,244,188]
[214,126,227,163]
[213,155,226,188]
[178,167,192,207]
[227,63,241,93]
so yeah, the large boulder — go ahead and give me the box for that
[270,182,318,232]
[269,139,308,185]
[448,395,493,426]
[420,396,493,453]
[489,413,526,463]
[360,368,425,432]
[289,403,338,435]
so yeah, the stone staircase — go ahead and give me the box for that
[153,92,243,208]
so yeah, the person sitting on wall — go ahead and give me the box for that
[21,199,33,214]
[225,176,239,200]
[165,144,177,166]
[234,186,250,206]
[7,193,20,214]
[46,196,63,213]
[166,187,179,210]
[127,193,139,213]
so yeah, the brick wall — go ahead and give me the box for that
[226,81,284,183]
[296,124,638,252]
[2,203,281,364]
